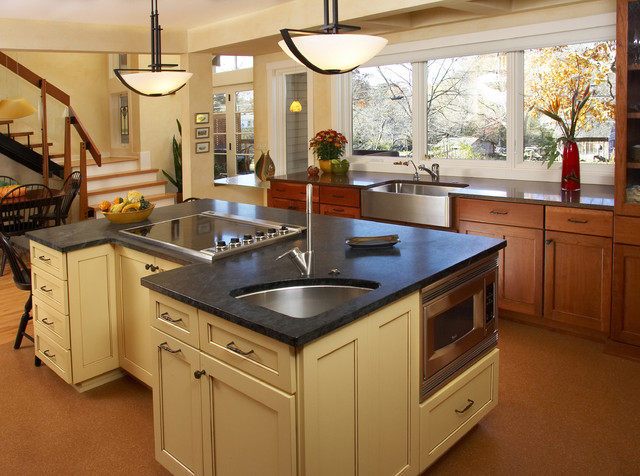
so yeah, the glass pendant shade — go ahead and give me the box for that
[0,97,37,119]
[117,71,193,97]
[289,100,302,112]
[278,34,387,73]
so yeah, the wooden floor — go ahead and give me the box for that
[0,251,33,346]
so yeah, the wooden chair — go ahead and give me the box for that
[41,171,82,226]
[0,232,41,366]
[0,175,18,186]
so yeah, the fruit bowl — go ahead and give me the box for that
[102,204,155,224]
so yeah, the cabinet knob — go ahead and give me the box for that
[145,263,159,272]
[545,239,552,245]
[194,369,207,379]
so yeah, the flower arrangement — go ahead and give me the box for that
[309,129,348,161]
[536,83,591,167]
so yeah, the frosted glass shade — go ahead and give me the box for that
[0,97,37,119]
[279,34,388,73]
[118,71,193,96]
[289,100,303,112]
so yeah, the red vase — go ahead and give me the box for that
[561,141,580,191]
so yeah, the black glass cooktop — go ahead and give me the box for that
[120,211,304,260]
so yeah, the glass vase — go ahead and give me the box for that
[561,141,580,191]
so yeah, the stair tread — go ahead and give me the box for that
[9,131,33,137]
[86,180,169,197]
[87,169,159,181]
[89,192,177,209]
[52,156,139,168]
[29,143,54,148]
[0,120,14,124]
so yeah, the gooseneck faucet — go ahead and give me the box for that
[394,160,420,180]
[277,183,314,276]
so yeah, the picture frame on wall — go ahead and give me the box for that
[196,141,210,154]
[195,127,210,139]
[195,112,209,124]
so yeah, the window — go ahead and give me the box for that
[213,56,253,73]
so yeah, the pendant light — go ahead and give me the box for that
[289,66,303,112]
[114,0,192,97]
[279,0,388,75]
[0,97,37,120]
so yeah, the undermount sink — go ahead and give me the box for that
[361,181,468,227]
[231,279,380,318]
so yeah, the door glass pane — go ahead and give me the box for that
[286,72,308,173]
[235,91,254,175]
[213,93,227,178]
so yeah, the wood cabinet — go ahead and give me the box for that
[116,246,180,386]
[318,186,361,218]
[457,199,544,316]
[612,216,640,346]
[544,207,613,333]
[31,241,119,388]
[268,182,319,213]
[268,182,361,217]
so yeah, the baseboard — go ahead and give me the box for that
[499,309,608,343]
[72,368,125,393]
[603,339,640,362]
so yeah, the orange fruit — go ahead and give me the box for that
[98,200,111,211]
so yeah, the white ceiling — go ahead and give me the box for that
[0,0,288,30]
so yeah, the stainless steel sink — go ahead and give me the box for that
[232,280,379,318]
[361,181,468,227]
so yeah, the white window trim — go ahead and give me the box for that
[342,13,616,185]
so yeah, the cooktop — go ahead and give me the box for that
[120,211,305,261]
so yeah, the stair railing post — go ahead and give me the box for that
[40,78,49,186]
[64,116,71,179]
[79,141,88,219]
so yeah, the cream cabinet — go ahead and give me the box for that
[31,241,119,388]
[116,246,180,385]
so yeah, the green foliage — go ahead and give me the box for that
[162,119,182,193]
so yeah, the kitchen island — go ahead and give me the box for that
[26,199,505,476]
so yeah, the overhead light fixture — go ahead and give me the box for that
[0,97,37,119]
[114,0,192,97]
[279,0,388,75]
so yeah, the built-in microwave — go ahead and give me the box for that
[420,254,498,401]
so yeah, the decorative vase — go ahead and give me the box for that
[561,141,580,191]
[319,160,332,174]
[255,150,276,181]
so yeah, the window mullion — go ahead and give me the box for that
[507,51,524,169]
[413,62,426,163]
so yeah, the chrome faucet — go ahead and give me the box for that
[277,183,314,276]
[394,160,420,180]
[418,163,440,182]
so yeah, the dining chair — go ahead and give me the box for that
[0,232,41,366]
[0,175,19,186]
[0,183,53,276]
[41,171,82,226]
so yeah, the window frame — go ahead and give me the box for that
[339,13,616,185]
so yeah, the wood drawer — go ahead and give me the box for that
[319,203,361,219]
[419,349,499,471]
[614,216,640,245]
[319,186,360,207]
[35,324,72,384]
[150,291,199,348]
[31,267,68,315]
[457,198,544,228]
[30,241,66,280]
[198,311,296,393]
[270,182,319,201]
[272,197,320,214]
[33,297,70,348]
[546,206,613,237]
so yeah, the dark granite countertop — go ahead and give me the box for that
[26,200,505,347]
[270,171,615,210]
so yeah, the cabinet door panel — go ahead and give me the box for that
[151,328,203,476]
[544,231,612,332]
[458,221,543,316]
[612,244,640,345]
[200,354,295,476]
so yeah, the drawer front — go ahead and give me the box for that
[199,311,295,393]
[614,216,640,245]
[35,325,72,384]
[150,291,199,348]
[33,297,70,348]
[270,182,319,201]
[319,186,360,207]
[272,197,320,214]
[319,203,361,219]
[546,206,613,237]
[457,198,544,228]
[31,268,68,315]
[420,349,499,471]
[30,241,66,280]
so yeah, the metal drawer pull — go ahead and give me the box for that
[39,286,53,293]
[568,218,588,224]
[455,399,475,414]
[145,263,159,272]
[333,208,345,212]
[194,369,207,379]
[43,350,55,359]
[38,255,51,263]
[160,312,183,323]
[226,341,255,356]
[159,342,181,354]
[332,194,345,198]
[41,318,54,326]
[489,210,508,215]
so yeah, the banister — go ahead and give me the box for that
[0,52,70,105]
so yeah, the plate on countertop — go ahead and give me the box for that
[345,234,400,249]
